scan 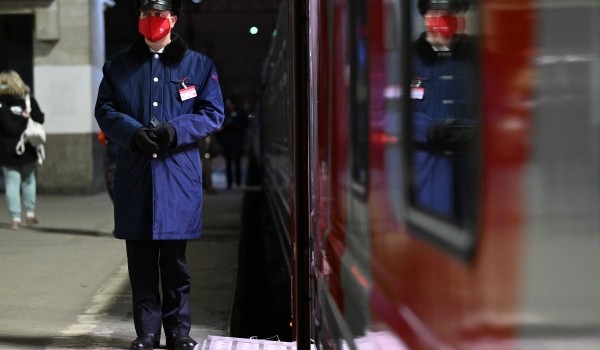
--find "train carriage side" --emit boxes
[305,0,600,349]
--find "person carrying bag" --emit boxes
[0,70,46,229]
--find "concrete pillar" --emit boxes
[31,0,105,194]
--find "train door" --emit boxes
[341,0,371,338]
[310,0,353,348]
[309,0,331,345]
[312,0,403,348]
[310,0,378,348]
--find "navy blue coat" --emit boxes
[95,34,224,240]
[411,33,476,220]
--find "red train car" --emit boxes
[258,0,600,349]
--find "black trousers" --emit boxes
[125,240,191,337]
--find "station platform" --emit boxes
[0,156,292,349]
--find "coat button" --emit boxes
[153,102,158,107]
[153,77,159,82]
[154,54,159,59]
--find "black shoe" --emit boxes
[166,334,197,350]
[130,334,159,350]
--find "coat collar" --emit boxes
[414,32,473,64]
[129,33,188,64]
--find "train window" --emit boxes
[404,0,480,258]
[350,0,369,192]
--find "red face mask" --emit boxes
[426,15,463,39]
[138,16,171,42]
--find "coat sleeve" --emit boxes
[95,62,144,150]
[169,58,225,146]
[29,96,45,124]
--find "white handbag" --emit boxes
[15,94,46,164]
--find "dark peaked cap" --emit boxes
[138,0,182,15]
[418,0,470,15]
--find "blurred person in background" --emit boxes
[216,97,248,189]
[0,70,45,230]
[198,135,218,194]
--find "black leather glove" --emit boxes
[428,120,475,143]
[133,127,159,155]
[153,122,177,147]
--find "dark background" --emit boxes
[105,0,281,107]
[0,15,34,92]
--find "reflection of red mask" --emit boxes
[426,15,463,39]
[138,16,171,41]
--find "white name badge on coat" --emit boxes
[179,86,197,101]
[411,87,424,99]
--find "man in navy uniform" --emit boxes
[411,0,476,222]
[95,0,224,349]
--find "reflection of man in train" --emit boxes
[411,0,476,221]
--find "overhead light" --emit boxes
[249,26,258,35]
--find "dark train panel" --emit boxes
[255,0,600,349]
[259,0,294,272]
